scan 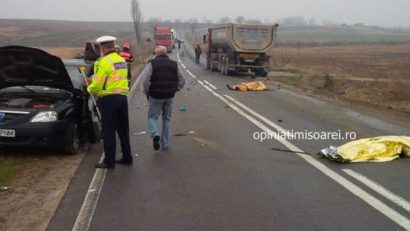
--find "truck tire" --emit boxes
[62,122,80,155]
[225,58,234,76]
[255,69,268,77]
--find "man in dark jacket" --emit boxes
[194,44,201,64]
[142,46,185,150]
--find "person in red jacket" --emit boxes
[119,43,134,81]
[119,43,134,63]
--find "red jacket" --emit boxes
[120,50,134,63]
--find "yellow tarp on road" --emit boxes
[329,136,410,163]
[228,81,267,92]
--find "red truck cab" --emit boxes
[154,26,174,53]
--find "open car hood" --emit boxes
[0,46,74,91]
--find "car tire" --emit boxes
[62,122,80,155]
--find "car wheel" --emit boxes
[62,122,80,155]
[88,121,101,144]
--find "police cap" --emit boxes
[96,35,117,44]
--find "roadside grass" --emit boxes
[0,156,25,185]
[269,44,410,113]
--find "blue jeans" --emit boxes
[148,97,173,148]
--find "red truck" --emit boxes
[154,26,174,53]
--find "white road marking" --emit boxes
[72,155,106,231]
[343,169,410,213]
[203,80,218,90]
[197,80,204,85]
[179,60,410,230]
[224,95,295,139]
[186,69,196,78]
[73,65,144,231]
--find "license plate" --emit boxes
[0,129,15,137]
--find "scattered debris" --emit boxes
[318,136,410,163]
[227,81,268,92]
[174,133,187,137]
[133,131,147,135]
[225,106,231,109]
[135,154,139,157]
[200,144,208,147]
[180,105,188,112]
[278,119,283,123]
[0,186,9,192]
[188,131,195,134]
[271,147,312,155]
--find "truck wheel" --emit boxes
[62,122,80,155]
[255,69,268,77]
[225,58,233,76]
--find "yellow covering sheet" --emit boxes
[229,81,267,92]
[336,136,410,162]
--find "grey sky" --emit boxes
[1,0,409,27]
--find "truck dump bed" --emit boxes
[210,23,278,53]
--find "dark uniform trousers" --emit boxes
[97,94,132,166]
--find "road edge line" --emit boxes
[343,169,410,213]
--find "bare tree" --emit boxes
[235,16,246,24]
[218,17,231,24]
[131,0,143,45]
[186,18,198,34]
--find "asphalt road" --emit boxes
[49,45,410,231]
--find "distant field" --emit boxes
[269,44,410,112]
[0,19,135,47]
[270,44,410,80]
[276,26,410,44]
[40,47,83,59]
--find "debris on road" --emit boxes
[227,81,268,92]
[0,186,9,192]
[180,105,188,112]
[278,119,283,123]
[318,136,410,163]
[174,133,187,137]
[188,131,195,134]
[200,144,208,147]
[135,154,139,157]
[271,147,312,155]
[225,106,231,109]
[133,131,147,135]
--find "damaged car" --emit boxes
[0,46,100,154]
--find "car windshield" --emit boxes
[64,64,84,90]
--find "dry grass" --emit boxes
[40,47,83,59]
[269,44,410,112]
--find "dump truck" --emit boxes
[205,23,278,77]
[154,26,174,53]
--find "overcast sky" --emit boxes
[1,0,409,27]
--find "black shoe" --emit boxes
[153,135,160,150]
[116,158,133,165]
[95,163,115,169]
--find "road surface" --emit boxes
[48,45,410,231]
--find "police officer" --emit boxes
[86,35,133,169]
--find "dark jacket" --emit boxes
[148,54,179,99]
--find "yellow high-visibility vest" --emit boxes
[87,52,129,96]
